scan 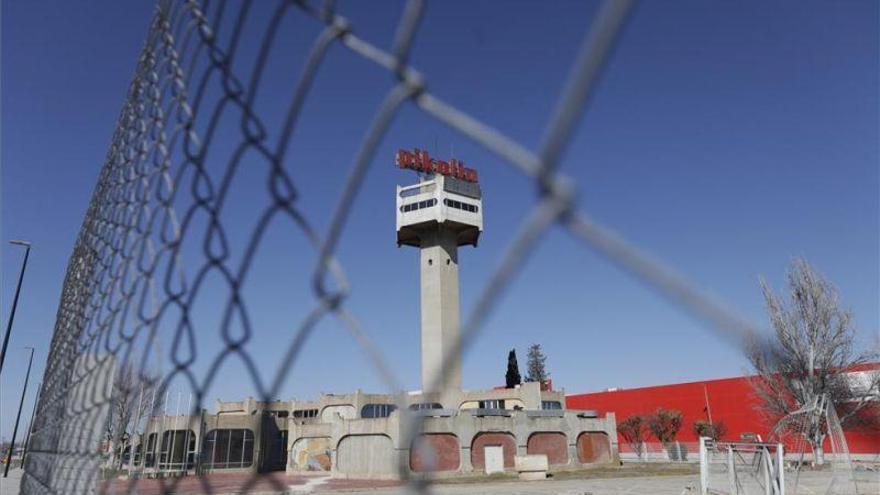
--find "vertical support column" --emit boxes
[776,444,785,495]
[419,228,461,393]
[699,437,708,495]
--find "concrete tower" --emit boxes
[397,167,482,394]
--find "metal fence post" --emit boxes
[699,437,708,495]
[776,443,784,495]
[727,445,737,495]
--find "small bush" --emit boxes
[646,408,683,444]
[618,414,647,458]
[693,419,727,440]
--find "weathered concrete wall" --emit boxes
[470,432,516,471]
[290,437,331,471]
[336,434,396,477]
[576,431,611,463]
[410,434,460,472]
[288,382,562,417]
[419,228,462,393]
[139,397,618,480]
[526,432,569,465]
[312,408,617,479]
[141,406,289,475]
[321,404,356,422]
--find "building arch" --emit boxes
[290,436,331,471]
[336,434,395,476]
[409,433,460,472]
[526,431,568,465]
[576,431,611,464]
[470,432,516,471]
[320,404,356,422]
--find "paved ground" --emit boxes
[102,471,701,494]
[11,465,877,494]
[367,475,701,495]
[101,469,877,495]
[4,469,701,495]
[0,468,23,495]
[103,472,403,494]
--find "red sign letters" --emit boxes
[395,148,478,183]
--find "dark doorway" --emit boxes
[259,412,288,472]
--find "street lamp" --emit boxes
[1,240,32,374]
[4,346,34,477]
[21,381,42,466]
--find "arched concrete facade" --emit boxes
[577,431,611,463]
[321,405,356,422]
[289,407,618,479]
[138,398,291,476]
[290,437,331,471]
[526,432,569,465]
[470,432,516,471]
[409,434,460,472]
[336,434,395,476]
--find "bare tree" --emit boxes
[748,258,880,465]
[106,364,162,469]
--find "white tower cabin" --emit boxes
[397,172,483,394]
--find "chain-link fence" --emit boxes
[620,441,702,463]
[21,0,769,493]
[699,439,785,495]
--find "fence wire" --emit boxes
[22,0,765,493]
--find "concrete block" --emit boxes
[514,454,549,472]
[518,471,547,481]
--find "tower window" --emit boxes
[400,198,437,213]
[443,198,478,213]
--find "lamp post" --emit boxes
[21,381,42,466]
[1,240,32,374]
[4,346,34,477]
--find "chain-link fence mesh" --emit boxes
[22,0,768,493]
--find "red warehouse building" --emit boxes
[566,364,880,459]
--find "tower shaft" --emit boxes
[419,228,461,393]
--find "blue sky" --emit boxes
[2,1,877,439]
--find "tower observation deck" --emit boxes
[396,150,483,394]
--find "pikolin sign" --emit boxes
[395,148,478,183]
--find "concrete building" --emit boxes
[130,154,618,479]
[133,383,616,479]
